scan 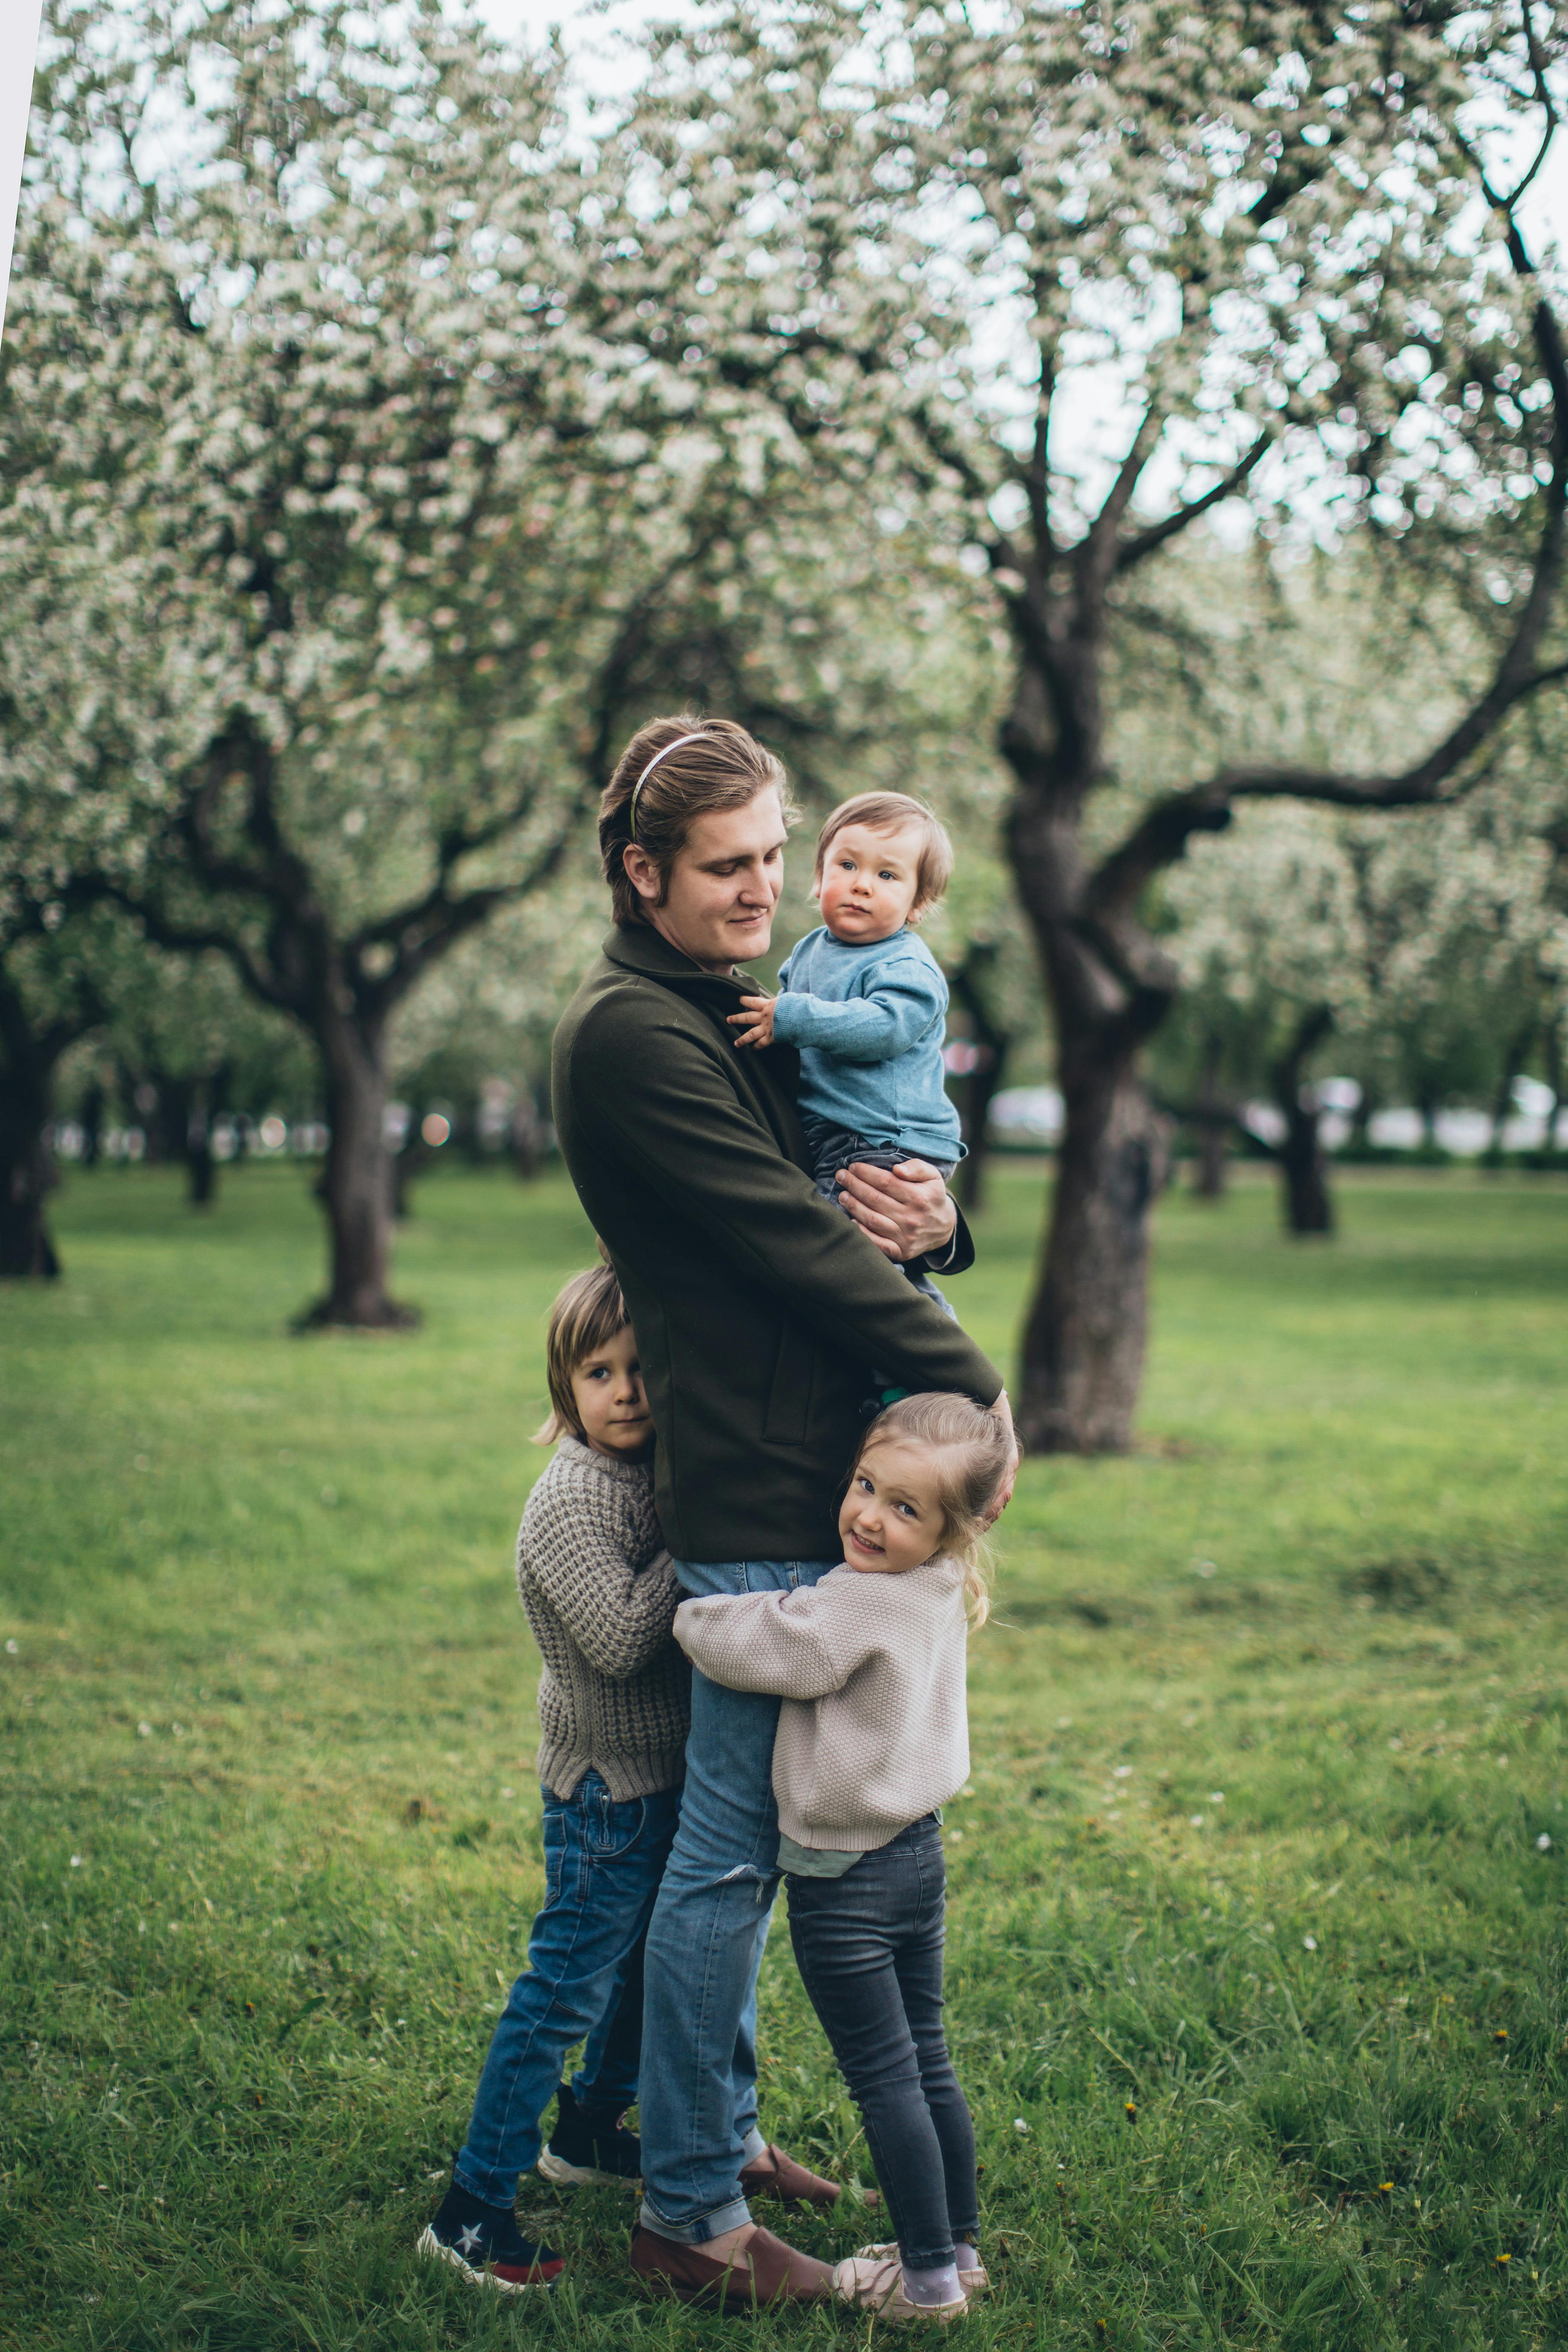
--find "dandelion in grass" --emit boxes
[1494,2028,1509,2043]
[1124,2100,1138,2124]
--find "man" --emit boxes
[553,715,1014,2310]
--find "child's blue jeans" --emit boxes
[454,1770,681,2207]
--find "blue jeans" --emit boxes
[787,1814,976,2268]
[637,1557,839,2243]
[454,1771,680,2207]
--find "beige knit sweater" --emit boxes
[673,1556,968,1852]
[517,1437,690,1801]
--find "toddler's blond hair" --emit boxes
[815,791,954,917]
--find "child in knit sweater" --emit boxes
[727,792,964,1313]
[674,1392,1011,2327]
[419,1265,689,2295]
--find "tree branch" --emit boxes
[96,885,301,1018]
[1114,433,1273,575]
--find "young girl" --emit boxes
[673,1392,1009,2326]
[418,1265,690,2294]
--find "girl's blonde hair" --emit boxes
[851,1392,1011,1624]
[534,1264,632,1444]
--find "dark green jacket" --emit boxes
[552,926,1003,1564]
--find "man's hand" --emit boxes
[835,1157,957,1264]
[985,1389,1020,1524]
[727,994,776,1050]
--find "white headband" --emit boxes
[629,732,706,840]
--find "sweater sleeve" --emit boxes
[570,996,1001,1405]
[674,1580,875,1699]
[772,955,945,1065]
[524,1472,681,1679]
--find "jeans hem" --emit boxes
[638,2193,753,2245]
[452,2159,516,2209]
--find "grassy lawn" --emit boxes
[2,1158,1565,2352]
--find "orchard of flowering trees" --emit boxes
[4,0,1568,1445]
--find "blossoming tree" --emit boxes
[5,0,791,1322]
[619,0,1568,1447]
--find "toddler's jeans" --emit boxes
[785,1812,977,2270]
[801,1118,959,1318]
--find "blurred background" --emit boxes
[4,7,1568,2346]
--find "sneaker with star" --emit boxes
[416,2179,564,2293]
[536,2080,642,2186]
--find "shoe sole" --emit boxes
[537,2148,640,2188]
[415,2224,558,2293]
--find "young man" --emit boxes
[552,714,1014,2311]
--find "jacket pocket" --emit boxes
[762,1312,815,1447]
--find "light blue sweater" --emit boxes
[773,925,964,1162]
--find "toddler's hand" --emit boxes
[728,994,776,1050]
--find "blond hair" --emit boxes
[815,791,954,918]
[850,1392,1011,1624]
[534,1264,632,1444]
[600,714,797,928]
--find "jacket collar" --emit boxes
[602,923,760,1010]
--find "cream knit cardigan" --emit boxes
[673,1555,969,1852]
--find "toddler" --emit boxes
[728,791,964,1309]
[418,1265,690,2294]
[674,1392,1009,2326]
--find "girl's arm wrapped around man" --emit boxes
[674,1578,870,1700]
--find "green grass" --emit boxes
[3,1158,1566,2352]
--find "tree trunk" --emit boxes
[391,1123,436,1221]
[1542,1012,1563,1151]
[1016,1033,1168,1454]
[0,1060,61,1278]
[1483,1018,1535,1170]
[511,1088,544,1180]
[1271,1007,1334,1237]
[1279,1109,1333,1234]
[947,945,1013,1218]
[1191,1034,1228,1200]
[954,1046,1007,1215]
[296,1010,416,1329]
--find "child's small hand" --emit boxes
[728,994,776,1050]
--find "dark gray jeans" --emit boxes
[785,1813,977,2268]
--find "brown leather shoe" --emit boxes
[740,2141,874,2209]
[630,2223,834,2311]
